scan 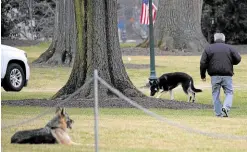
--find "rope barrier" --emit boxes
[2,74,247,141]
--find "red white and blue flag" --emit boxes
[140,0,157,25]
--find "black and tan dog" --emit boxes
[150,72,202,102]
[11,107,80,145]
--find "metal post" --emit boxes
[148,0,157,85]
[94,70,99,152]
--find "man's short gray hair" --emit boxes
[214,33,225,42]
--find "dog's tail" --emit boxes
[190,79,202,92]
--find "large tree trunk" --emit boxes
[139,0,208,52]
[54,0,143,99]
[33,0,76,66]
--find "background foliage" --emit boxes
[1,0,247,44]
[202,0,247,44]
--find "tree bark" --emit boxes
[33,0,76,66]
[139,0,208,52]
[54,0,144,99]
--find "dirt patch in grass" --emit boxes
[121,47,199,56]
[1,97,213,109]
[125,63,166,69]
[121,46,247,56]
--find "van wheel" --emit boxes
[2,63,25,91]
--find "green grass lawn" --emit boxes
[2,107,247,152]
[1,44,247,151]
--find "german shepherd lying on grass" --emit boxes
[150,72,202,102]
[11,107,80,145]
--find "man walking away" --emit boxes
[200,33,241,117]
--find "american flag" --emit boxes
[140,0,157,25]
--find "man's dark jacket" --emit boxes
[200,40,241,79]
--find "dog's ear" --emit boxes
[149,79,159,85]
[61,108,66,116]
[55,107,62,114]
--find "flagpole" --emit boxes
[148,0,157,87]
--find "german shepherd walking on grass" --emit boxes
[11,107,80,145]
[150,72,202,102]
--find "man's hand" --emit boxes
[202,78,206,82]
